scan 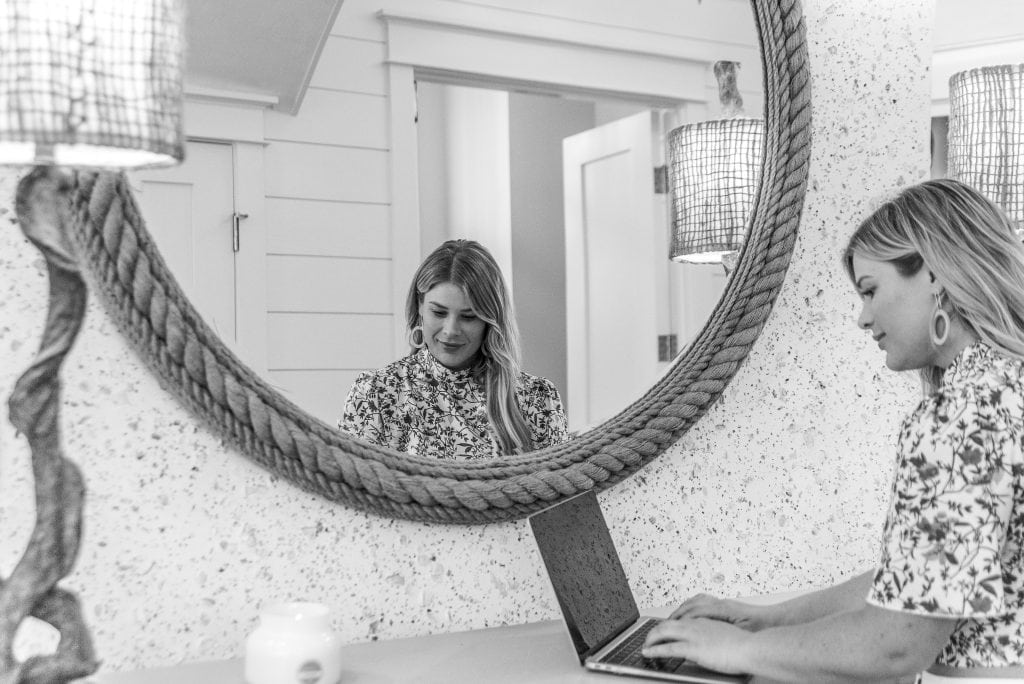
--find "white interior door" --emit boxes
[563,111,661,433]
[129,142,238,345]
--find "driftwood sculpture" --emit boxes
[0,168,98,683]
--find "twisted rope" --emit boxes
[65,0,811,524]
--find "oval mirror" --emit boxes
[68,0,810,523]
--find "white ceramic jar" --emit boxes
[244,601,343,684]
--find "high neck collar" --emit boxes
[418,347,480,381]
[939,340,995,391]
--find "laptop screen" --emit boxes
[529,490,641,662]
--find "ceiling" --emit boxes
[179,0,1023,115]
[934,0,1024,48]
[184,0,344,113]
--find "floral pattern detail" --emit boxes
[868,342,1024,668]
[337,349,569,460]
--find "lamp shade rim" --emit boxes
[668,117,764,139]
[949,62,1024,88]
[0,141,184,170]
[671,249,741,264]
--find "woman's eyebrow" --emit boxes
[425,300,473,313]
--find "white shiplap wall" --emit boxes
[262,14,392,424]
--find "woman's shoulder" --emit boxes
[911,343,1024,433]
[939,343,1024,401]
[516,371,562,400]
[979,345,1024,384]
[353,353,426,389]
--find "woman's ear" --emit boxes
[927,270,944,296]
[480,327,491,357]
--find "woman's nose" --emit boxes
[857,304,872,330]
[441,316,461,337]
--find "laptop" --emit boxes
[528,490,751,683]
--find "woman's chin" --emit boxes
[430,347,477,371]
[882,352,913,373]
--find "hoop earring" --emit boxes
[409,325,425,349]
[930,293,950,347]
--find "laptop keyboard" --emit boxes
[598,619,689,673]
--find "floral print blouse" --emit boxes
[337,349,569,460]
[868,342,1024,668]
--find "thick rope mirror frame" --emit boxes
[63,0,809,524]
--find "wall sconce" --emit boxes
[948,63,1023,231]
[0,1,183,681]
[668,61,764,270]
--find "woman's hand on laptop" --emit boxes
[669,593,774,631]
[641,616,750,675]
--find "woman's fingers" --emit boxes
[642,619,697,658]
[669,593,718,619]
[671,595,746,624]
[642,618,751,675]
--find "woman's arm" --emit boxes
[524,376,569,447]
[671,570,875,631]
[645,602,956,683]
[337,373,390,446]
[769,570,875,625]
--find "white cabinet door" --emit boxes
[129,141,238,346]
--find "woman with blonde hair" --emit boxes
[643,179,1024,682]
[339,239,567,459]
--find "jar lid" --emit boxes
[259,601,331,631]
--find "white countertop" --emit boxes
[88,595,811,684]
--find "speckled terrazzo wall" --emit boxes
[0,0,932,673]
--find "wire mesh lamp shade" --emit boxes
[668,117,764,263]
[948,64,1024,228]
[0,0,184,169]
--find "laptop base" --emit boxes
[586,659,751,684]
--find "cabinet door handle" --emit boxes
[232,212,250,252]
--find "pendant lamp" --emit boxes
[948,64,1023,231]
[668,61,764,265]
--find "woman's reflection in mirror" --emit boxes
[643,180,1024,682]
[337,239,568,459]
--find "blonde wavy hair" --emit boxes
[406,239,533,454]
[843,179,1024,389]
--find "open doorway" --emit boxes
[415,80,691,428]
